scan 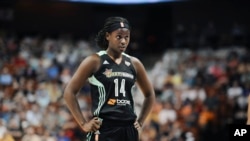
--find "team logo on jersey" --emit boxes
[125,61,130,66]
[103,69,113,77]
[103,69,134,79]
[107,98,131,106]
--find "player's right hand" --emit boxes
[81,117,102,133]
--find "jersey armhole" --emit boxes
[89,53,102,77]
[128,56,138,81]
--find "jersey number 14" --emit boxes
[114,78,126,97]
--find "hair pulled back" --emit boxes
[95,16,131,49]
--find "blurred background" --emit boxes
[1,0,250,141]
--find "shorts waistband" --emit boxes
[101,118,135,127]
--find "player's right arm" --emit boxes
[63,54,102,133]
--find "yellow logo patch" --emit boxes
[107,99,116,105]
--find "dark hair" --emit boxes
[95,16,131,49]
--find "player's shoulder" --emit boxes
[81,51,103,73]
[96,50,107,56]
[83,51,102,64]
[122,52,140,63]
[129,55,142,65]
[123,53,144,71]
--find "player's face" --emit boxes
[106,28,130,53]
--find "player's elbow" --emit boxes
[145,90,156,101]
[63,86,75,101]
[247,120,250,125]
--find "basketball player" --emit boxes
[63,16,155,141]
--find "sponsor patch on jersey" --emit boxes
[107,98,116,105]
[103,69,134,79]
[107,98,131,106]
[117,99,131,105]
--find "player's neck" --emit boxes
[106,50,122,59]
[106,50,122,64]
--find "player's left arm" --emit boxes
[247,95,250,125]
[131,56,155,127]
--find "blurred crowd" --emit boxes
[0,34,97,141]
[0,21,250,141]
[144,46,249,141]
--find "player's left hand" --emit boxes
[134,120,143,139]
[134,120,142,131]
